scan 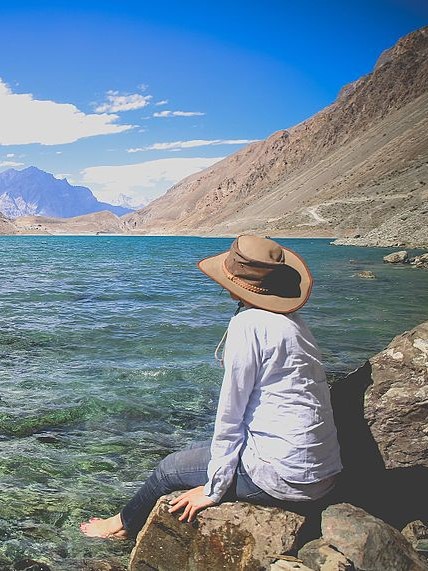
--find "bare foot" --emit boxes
[80,513,128,539]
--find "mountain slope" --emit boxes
[13,211,127,235]
[0,213,17,234]
[124,27,428,247]
[0,166,132,218]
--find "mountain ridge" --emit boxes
[123,26,428,247]
[0,166,132,219]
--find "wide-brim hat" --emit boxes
[197,235,313,314]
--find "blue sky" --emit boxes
[0,0,427,207]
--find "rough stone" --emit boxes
[330,321,428,530]
[298,539,354,570]
[129,493,306,571]
[270,560,314,571]
[402,520,428,549]
[322,503,428,571]
[355,271,376,279]
[364,321,428,469]
[383,250,409,263]
[410,253,428,269]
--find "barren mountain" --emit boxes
[124,27,428,247]
[0,166,131,219]
[13,211,127,235]
[0,213,17,234]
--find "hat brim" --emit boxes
[197,247,313,314]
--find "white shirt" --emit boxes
[203,308,342,503]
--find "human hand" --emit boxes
[167,486,217,523]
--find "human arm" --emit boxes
[203,313,260,503]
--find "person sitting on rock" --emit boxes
[80,235,343,540]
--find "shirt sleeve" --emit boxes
[203,313,260,502]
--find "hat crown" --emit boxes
[237,235,285,265]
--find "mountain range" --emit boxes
[124,26,428,247]
[0,27,427,245]
[0,167,132,218]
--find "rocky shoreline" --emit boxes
[7,323,428,571]
[128,321,428,570]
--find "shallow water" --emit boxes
[0,236,427,569]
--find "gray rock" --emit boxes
[402,520,428,549]
[410,253,428,269]
[298,538,354,570]
[322,503,428,571]
[383,250,409,263]
[129,493,306,571]
[330,321,428,529]
[364,321,428,469]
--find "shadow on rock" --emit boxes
[331,359,428,530]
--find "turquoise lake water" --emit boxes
[0,236,427,570]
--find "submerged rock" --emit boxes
[321,503,428,571]
[356,270,376,279]
[13,560,51,571]
[410,253,428,269]
[383,250,409,263]
[129,493,306,571]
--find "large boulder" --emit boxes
[321,503,428,571]
[383,250,409,263]
[330,321,428,528]
[364,321,428,469]
[129,493,306,571]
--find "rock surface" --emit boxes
[411,253,428,268]
[383,250,409,263]
[402,520,428,550]
[129,493,306,571]
[356,270,376,279]
[321,503,428,571]
[329,321,428,535]
[298,538,354,570]
[364,321,428,469]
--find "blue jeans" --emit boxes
[120,440,328,538]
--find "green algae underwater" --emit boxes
[0,236,427,570]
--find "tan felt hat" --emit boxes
[197,235,313,314]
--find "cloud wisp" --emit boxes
[95,90,152,113]
[127,138,259,152]
[81,156,223,207]
[0,79,133,146]
[152,110,205,118]
[0,160,24,168]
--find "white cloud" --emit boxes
[0,79,133,145]
[0,160,24,167]
[81,157,223,206]
[6,153,15,158]
[155,99,168,106]
[152,110,205,118]
[128,138,259,152]
[95,90,152,113]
